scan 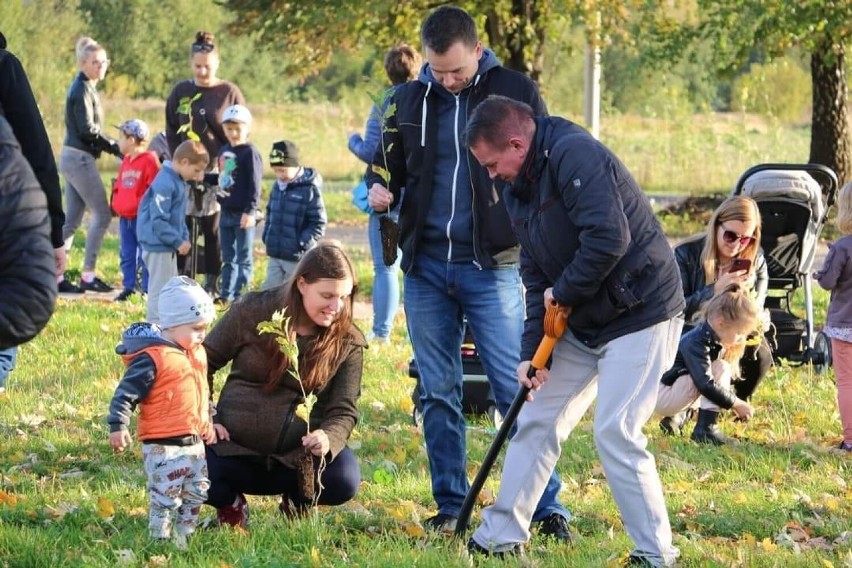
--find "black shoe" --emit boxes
[213,297,230,308]
[114,289,136,302]
[423,513,458,534]
[659,408,695,436]
[838,440,852,452]
[80,276,114,293]
[467,537,522,558]
[58,279,84,294]
[536,513,574,543]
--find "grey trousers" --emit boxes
[472,317,683,567]
[143,251,178,325]
[59,146,112,272]
[262,257,298,290]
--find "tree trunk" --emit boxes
[485,0,545,83]
[810,39,850,185]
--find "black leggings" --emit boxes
[205,446,361,509]
[735,338,773,400]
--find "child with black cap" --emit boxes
[107,276,217,548]
[261,139,327,289]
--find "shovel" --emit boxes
[455,300,570,536]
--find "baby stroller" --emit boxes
[733,163,838,374]
[408,321,503,428]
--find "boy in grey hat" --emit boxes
[107,276,216,548]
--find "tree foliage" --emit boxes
[221,0,580,83]
[639,0,851,183]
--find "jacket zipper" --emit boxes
[445,93,462,262]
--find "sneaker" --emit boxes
[467,537,522,558]
[839,440,852,452]
[216,493,249,528]
[58,279,84,294]
[213,297,230,308]
[114,289,136,302]
[80,276,114,293]
[172,533,188,550]
[537,513,574,543]
[423,513,459,534]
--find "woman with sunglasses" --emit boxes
[165,31,246,296]
[664,195,771,443]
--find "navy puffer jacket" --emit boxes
[262,168,327,261]
[0,116,57,348]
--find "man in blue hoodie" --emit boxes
[366,5,570,539]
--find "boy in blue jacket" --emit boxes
[215,104,262,305]
[137,140,208,324]
[261,140,326,289]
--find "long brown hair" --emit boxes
[265,243,359,391]
[700,195,762,284]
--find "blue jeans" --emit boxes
[404,254,569,521]
[219,210,255,301]
[0,347,18,389]
[119,217,148,292]
[368,213,401,338]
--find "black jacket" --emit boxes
[62,72,119,158]
[675,236,768,323]
[505,117,685,355]
[0,48,65,248]
[365,59,546,271]
[0,116,57,348]
[660,320,737,409]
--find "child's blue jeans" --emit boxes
[119,217,148,292]
[0,347,18,389]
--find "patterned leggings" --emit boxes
[142,442,209,539]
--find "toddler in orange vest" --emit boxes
[107,276,216,547]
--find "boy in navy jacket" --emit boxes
[261,140,326,289]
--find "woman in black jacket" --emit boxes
[664,195,773,434]
[58,36,121,294]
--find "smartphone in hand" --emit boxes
[729,258,752,273]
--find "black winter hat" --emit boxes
[269,140,300,167]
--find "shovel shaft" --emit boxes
[454,332,561,536]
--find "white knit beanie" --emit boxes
[158,276,214,329]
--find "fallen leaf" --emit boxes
[403,522,427,537]
[0,491,18,506]
[114,549,136,565]
[97,497,115,519]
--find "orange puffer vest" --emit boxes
[123,344,210,440]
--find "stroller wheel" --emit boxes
[486,405,504,430]
[812,331,832,375]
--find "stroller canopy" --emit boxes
[740,169,825,278]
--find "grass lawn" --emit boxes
[1,189,850,567]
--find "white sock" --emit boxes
[82,271,95,283]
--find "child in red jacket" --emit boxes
[112,119,159,301]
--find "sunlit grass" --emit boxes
[1,224,849,566]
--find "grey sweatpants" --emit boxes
[59,146,112,271]
[143,250,178,324]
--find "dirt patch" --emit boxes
[657,194,726,226]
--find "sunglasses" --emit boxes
[720,226,755,246]
[192,43,215,53]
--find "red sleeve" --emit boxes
[138,151,160,200]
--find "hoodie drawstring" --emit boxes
[420,82,433,147]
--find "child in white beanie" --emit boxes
[107,276,216,548]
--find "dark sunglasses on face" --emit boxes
[192,43,215,53]
[721,226,755,246]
